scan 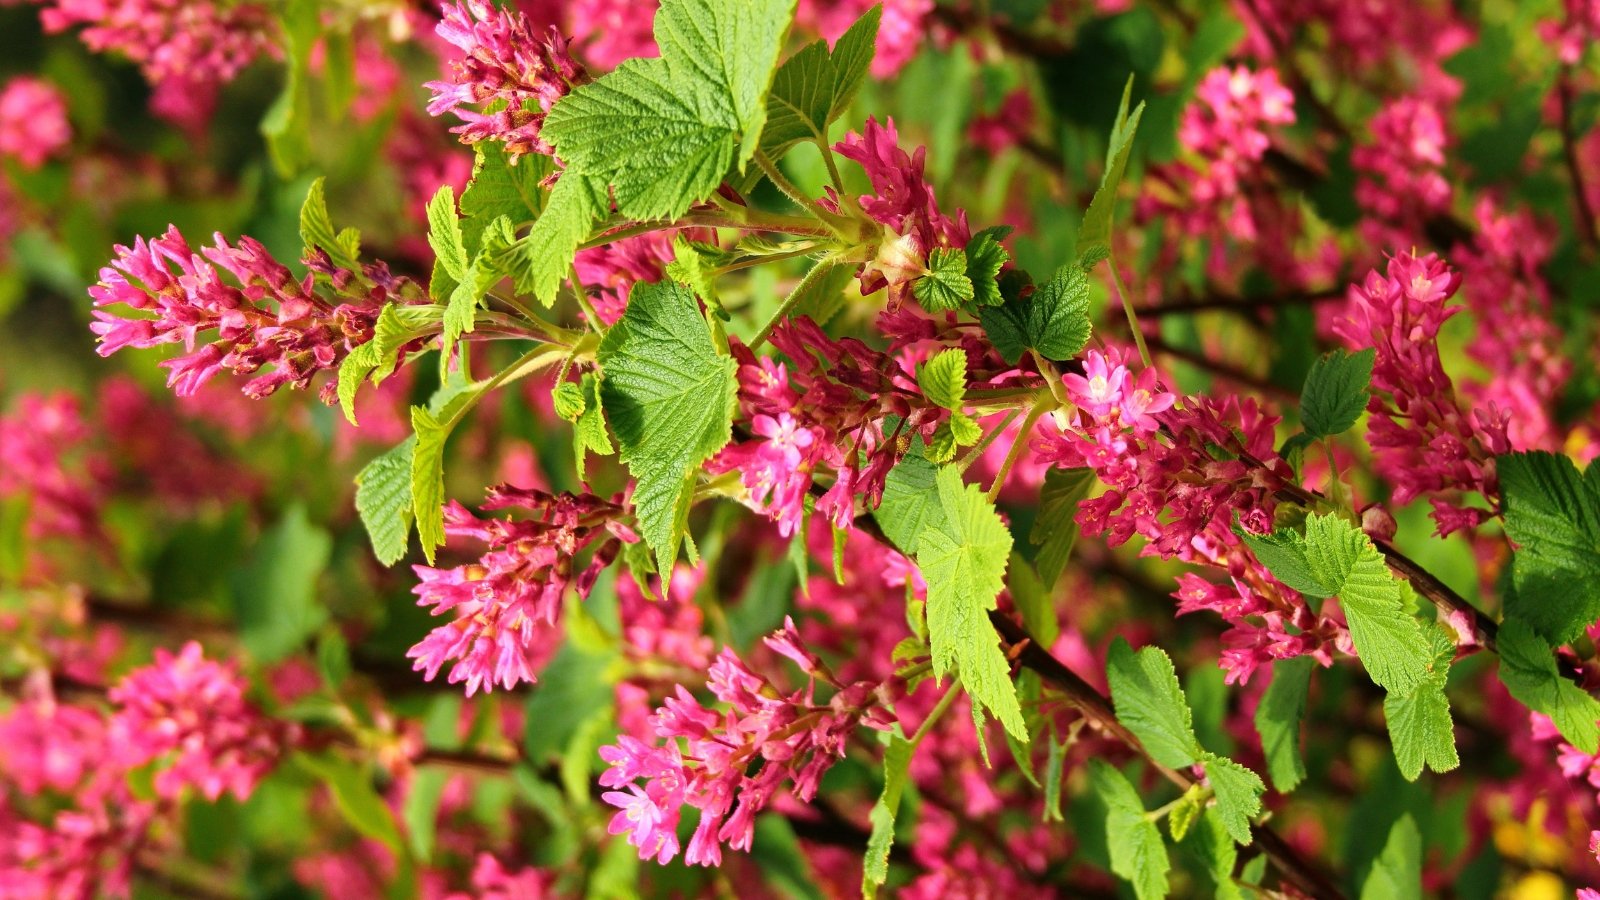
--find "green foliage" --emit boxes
[1498,451,1600,644]
[1200,753,1264,846]
[293,754,406,857]
[1300,348,1374,438]
[354,437,416,566]
[1496,618,1600,753]
[1076,76,1146,257]
[862,734,912,898]
[912,247,974,311]
[916,348,968,410]
[876,449,941,555]
[460,144,550,253]
[597,280,737,567]
[917,466,1028,740]
[426,185,469,299]
[299,177,362,274]
[541,0,797,221]
[572,372,615,479]
[978,263,1093,364]
[1106,638,1200,769]
[504,171,607,305]
[230,505,331,662]
[1030,467,1095,590]
[410,405,451,565]
[763,6,880,155]
[1254,656,1314,792]
[338,303,442,424]
[1182,808,1242,900]
[965,227,1013,308]
[1088,760,1170,900]
[1360,815,1422,900]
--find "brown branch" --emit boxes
[1558,68,1599,253]
[1142,334,1299,403]
[1141,285,1347,318]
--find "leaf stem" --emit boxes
[753,150,854,237]
[909,678,963,747]
[749,257,841,350]
[985,392,1054,501]
[1107,255,1152,370]
[957,408,1021,475]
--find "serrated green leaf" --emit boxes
[1498,451,1600,645]
[918,466,1027,741]
[912,247,974,312]
[862,734,912,898]
[1167,785,1204,842]
[300,177,361,273]
[411,406,451,564]
[542,0,797,220]
[875,448,939,555]
[355,437,415,566]
[965,227,1012,307]
[1254,656,1313,792]
[1181,808,1242,900]
[666,236,729,313]
[461,144,550,253]
[978,263,1092,365]
[1078,76,1146,255]
[504,171,606,305]
[1107,638,1200,769]
[553,381,586,421]
[1384,626,1459,780]
[1032,467,1095,590]
[1301,348,1374,438]
[337,303,442,425]
[598,281,737,566]
[764,6,880,155]
[1496,618,1600,753]
[427,186,469,285]
[1201,753,1263,845]
[1360,815,1422,900]
[1008,551,1058,647]
[573,373,614,481]
[1089,759,1170,900]
[917,348,968,411]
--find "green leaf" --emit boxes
[541,0,797,220]
[403,767,449,862]
[1241,513,1434,696]
[597,281,737,566]
[504,171,606,306]
[763,6,879,155]
[1089,759,1170,900]
[355,437,416,566]
[876,449,940,555]
[1077,76,1146,255]
[294,753,405,857]
[917,466,1028,741]
[911,247,974,312]
[1106,638,1200,769]
[917,348,968,411]
[666,236,730,313]
[788,258,856,325]
[965,227,1012,308]
[1254,656,1313,792]
[1360,815,1422,900]
[573,372,615,480]
[1496,618,1600,753]
[410,405,453,565]
[337,303,442,425]
[300,177,362,274]
[977,263,1092,365]
[427,186,469,286]
[1031,467,1095,590]
[460,144,550,253]
[230,505,331,662]
[1167,785,1204,842]
[261,0,316,175]
[1300,348,1374,438]
[862,734,912,898]
[1008,551,1058,648]
[1498,451,1600,645]
[1383,626,1460,781]
[1200,753,1264,845]
[1182,808,1242,900]
[1043,729,1067,822]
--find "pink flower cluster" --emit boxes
[36,0,272,126]
[799,0,933,76]
[426,0,586,160]
[108,641,286,801]
[409,486,637,695]
[1040,348,1345,683]
[89,225,423,401]
[1331,252,1509,535]
[0,392,105,547]
[830,117,971,306]
[1143,66,1295,247]
[574,231,677,326]
[1538,0,1600,64]
[1352,97,1453,231]
[0,76,71,169]
[599,619,893,866]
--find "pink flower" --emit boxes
[408,487,633,695]
[1353,97,1454,228]
[108,641,287,801]
[573,231,677,326]
[446,853,553,899]
[0,392,105,546]
[425,0,586,159]
[798,0,933,77]
[0,77,71,169]
[566,0,659,69]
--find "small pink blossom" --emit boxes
[0,77,71,169]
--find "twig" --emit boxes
[1558,68,1599,253]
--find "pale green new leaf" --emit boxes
[1200,753,1264,845]
[965,226,1011,308]
[1301,347,1374,439]
[230,506,331,662]
[763,6,880,154]
[294,754,405,856]
[1106,638,1201,769]
[337,303,442,424]
[355,437,415,566]
[427,186,468,286]
[1360,815,1422,900]
[876,448,939,555]
[1254,656,1314,792]
[1078,77,1146,255]
[597,281,737,566]
[1383,626,1459,780]
[573,372,614,480]
[411,405,451,565]
[1497,618,1600,753]
[917,348,967,411]
[1498,451,1600,644]
[1089,759,1170,900]
[300,177,361,273]
[862,734,912,898]
[504,171,606,305]
[917,466,1027,741]
[912,247,974,312]
[1182,808,1242,900]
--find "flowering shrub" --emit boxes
[5,0,1600,896]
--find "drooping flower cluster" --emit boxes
[830,117,971,306]
[1039,347,1346,683]
[1352,96,1454,237]
[1331,252,1509,535]
[599,619,893,866]
[36,0,272,126]
[409,486,638,695]
[89,225,425,400]
[425,0,586,160]
[0,392,105,547]
[0,76,71,169]
[108,641,287,801]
